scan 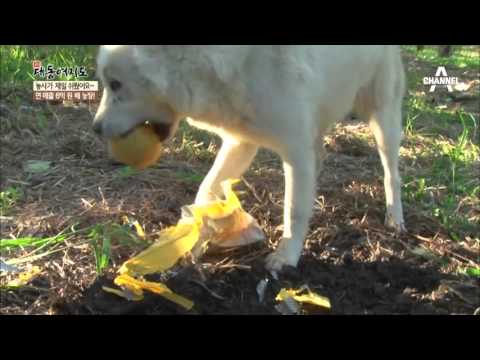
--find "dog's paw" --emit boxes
[265,238,302,273]
[265,252,294,273]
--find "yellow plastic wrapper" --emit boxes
[181,180,264,248]
[106,179,265,310]
[114,274,194,310]
[4,266,42,287]
[276,288,331,314]
[102,285,143,301]
[122,215,146,239]
[119,222,200,276]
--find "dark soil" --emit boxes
[58,247,477,315]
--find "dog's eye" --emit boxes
[110,80,122,92]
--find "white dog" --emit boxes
[93,45,406,272]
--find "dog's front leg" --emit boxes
[191,138,258,259]
[195,138,258,205]
[266,144,316,272]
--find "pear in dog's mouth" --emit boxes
[109,122,163,170]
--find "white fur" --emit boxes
[95,45,407,272]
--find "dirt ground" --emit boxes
[1,51,479,315]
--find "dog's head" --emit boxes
[92,45,180,142]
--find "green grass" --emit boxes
[402,45,480,69]
[116,166,139,178]
[1,221,146,275]
[0,225,81,250]
[175,119,220,162]
[401,45,479,239]
[87,222,146,275]
[465,267,480,277]
[402,102,479,238]
[174,169,204,184]
[404,93,478,138]
[89,224,112,275]
[0,187,23,217]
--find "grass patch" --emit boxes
[402,49,479,239]
[174,119,220,162]
[0,187,23,217]
[0,224,92,251]
[402,45,480,69]
[402,105,479,238]
[0,234,68,250]
[403,92,478,138]
[116,166,139,178]
[87,222,146,275]
[465,267,480,277]
[174,169,204,184]
[89,225,112,275]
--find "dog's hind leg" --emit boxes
[195,138,258,205]
[369,108,405,232]
[368,50,406,233]
[266,138,317,272]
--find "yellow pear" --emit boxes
[109,124,162,170]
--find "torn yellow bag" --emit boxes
[106,179,265,310]
[276,287,331,314]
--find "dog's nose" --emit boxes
[92,122,103,136]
